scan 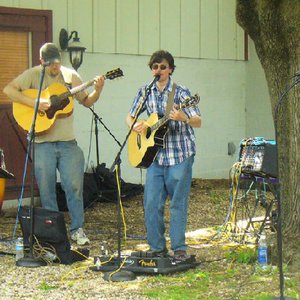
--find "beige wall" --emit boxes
[0,0,274,182]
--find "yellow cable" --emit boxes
[60,265,91,283]
[115,164,127,242]
[60,255,116,283]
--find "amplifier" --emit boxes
[238,137,278,178]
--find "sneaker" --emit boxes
[173,250,191,262]
[71,228,90,245]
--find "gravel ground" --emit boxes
[1,179,284,300]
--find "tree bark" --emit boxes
[236,0,300,266]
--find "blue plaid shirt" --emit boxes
[129,78,200,166]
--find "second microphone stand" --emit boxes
[101,76,159,281]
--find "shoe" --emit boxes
[149,248,169,257]
[173,250,191,262]
[71,228,90,245]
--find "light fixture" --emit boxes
[59,28,86,71]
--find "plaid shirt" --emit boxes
[129,78,200,166]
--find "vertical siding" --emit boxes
[0,1,14,6]
[116,0,139,54]
[67,0,93,52]
[1,0,245,59]
[236,24,245,60]
[93,0,116,53]
[13,0,43,9]
[0,0,43,9]
[160,0,181,57]
[200,0,219,59]
[181,0,201,58]
[218,0,237,60]
[139,0,160,55]
[43,0,68,46]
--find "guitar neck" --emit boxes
[151,115,169,131]
[55,68,123,101]
[59,80,94,101]
[70,80,94,95]
[149,95,199,131]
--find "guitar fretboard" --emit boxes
[149,94,199,132]
[151,116,168,131]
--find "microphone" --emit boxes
[147,75,160,90]
[153,74,160,83]
[42,61,51,67]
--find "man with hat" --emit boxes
[3,42,105,245]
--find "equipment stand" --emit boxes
[88,107,122,159]
[16,65,47,268]
[88,107,122,204]
[93,110,100,166]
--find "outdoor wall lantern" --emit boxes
[59,28,86,71]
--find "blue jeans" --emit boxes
[144,155,194,252]
[34,140,85,232]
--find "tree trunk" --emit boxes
[236,0,300,266]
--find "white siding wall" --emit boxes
[6,0,244,60]
[245,40,275,139]
[0,0,274,183]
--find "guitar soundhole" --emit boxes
[137,134,141,149]
[47,96,70,119]
[145,127,152,139]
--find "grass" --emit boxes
[225,246,257,264]
[39,281,57,292]
[143,271,211,300]
[142,268,299,300]
[140,247,300,300]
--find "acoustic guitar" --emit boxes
[128,94,200,168]
[12,68,123,135]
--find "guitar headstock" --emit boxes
[105,68,124,80]
[180,94,200,109]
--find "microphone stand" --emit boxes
[93,110,100,166]
[88,107,122,203]
[270,74,299,300]
[88,107,122,163]
[102,76,159,281]
[16,65,47,267]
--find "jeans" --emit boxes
[34,140,85,232]
[144,155,194,252]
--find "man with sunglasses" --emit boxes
[126,50,201,262]
[4,43,105,246]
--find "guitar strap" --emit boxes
[132,82,176,122]
[60,67,72,89]
[165,83,177,116]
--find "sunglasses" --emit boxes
[152,63,168,71]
